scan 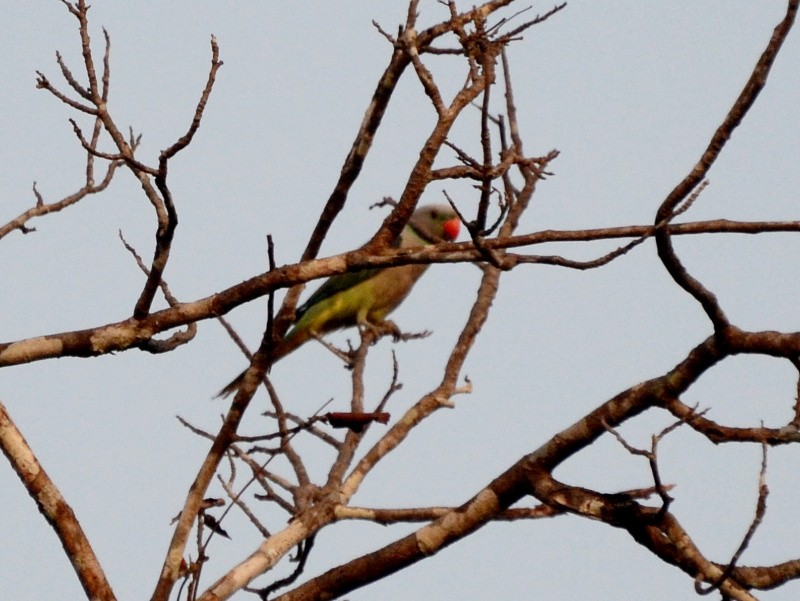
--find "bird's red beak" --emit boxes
[442,217,461,241]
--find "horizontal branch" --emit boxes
[335,480,668,524]
[663,396,800,445]
[335,504,558,522]
[2,219,800,368]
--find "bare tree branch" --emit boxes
[0,401,116,601]
[654,0,799,332]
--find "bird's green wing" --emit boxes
[295,267,383,321]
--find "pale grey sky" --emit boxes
[2,2,800,600]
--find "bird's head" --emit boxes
[408,204,461,243]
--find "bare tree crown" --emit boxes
[2,2,800,601]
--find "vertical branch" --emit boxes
[260,238,313,496]
[367,16,501,251]
[476,16,495,232]
[299,48,410,263]
[498,48,538,235]
[133,35,223,318]
[153,313,268,599]
[323,332,375,490]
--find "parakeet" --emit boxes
[217,204,461,397]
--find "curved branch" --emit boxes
[654,0,798,331]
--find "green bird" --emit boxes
[217,204,461,397]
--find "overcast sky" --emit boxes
[3,2,800,600]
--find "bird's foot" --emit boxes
[394,327,432,343]
[377,319,402,341]
[363,320,431,343]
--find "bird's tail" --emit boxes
[215,327,312,398]
[216,369,247,399]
